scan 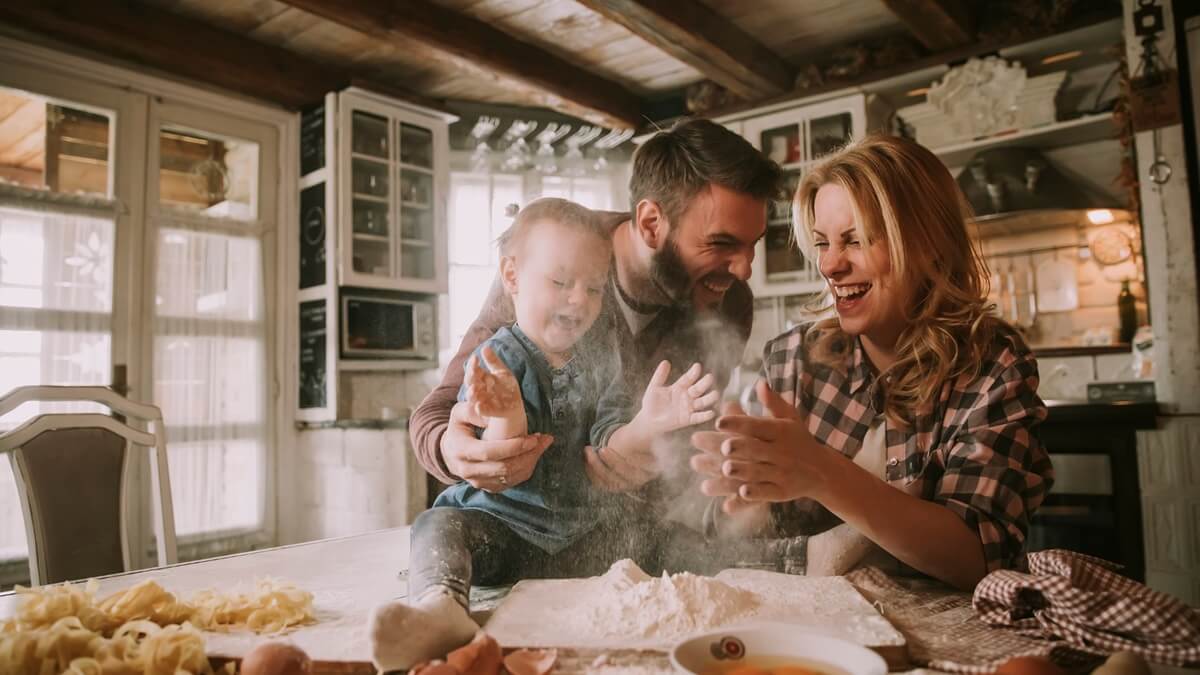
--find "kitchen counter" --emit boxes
[295,417,408,431]
[1042,400,1158,426]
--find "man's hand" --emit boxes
[584,442,659,492]
[635,361,719,433]
[462,346,522,423]
[440,401,551,493]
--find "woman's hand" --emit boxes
[697,380,835,503]
[689,401,770,532]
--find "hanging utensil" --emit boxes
[1035,251,1079,313]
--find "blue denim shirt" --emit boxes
[435,324,611,554]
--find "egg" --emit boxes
[994,655,1066,675]
[239,641,312,675]
[1092,651,1152,675]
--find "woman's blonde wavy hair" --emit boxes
[792,134,997,427]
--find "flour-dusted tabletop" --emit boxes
[0,528,412,674]
[3,530,1195,674]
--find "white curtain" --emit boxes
[151,216,266,538]
[0,191,116,559]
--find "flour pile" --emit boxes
[571,559,761,641]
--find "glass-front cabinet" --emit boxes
[729,93,878,298]
[338,90,448,293]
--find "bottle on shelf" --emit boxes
[1118,278,1137,344]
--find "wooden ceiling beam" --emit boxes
[276,0,644,129]
[0,0,350,109]
[573,0,793,100]
[880,0,976,51]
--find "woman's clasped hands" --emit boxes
[691,380,837,517]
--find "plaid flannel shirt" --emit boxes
[762,321,1054,571]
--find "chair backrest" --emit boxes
[0,385,177,585]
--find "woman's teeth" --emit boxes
[834,283,871,299]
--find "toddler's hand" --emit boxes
[464,346,522,422]
[638,361,719,433]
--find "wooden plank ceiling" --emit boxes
[0,0,1120,129]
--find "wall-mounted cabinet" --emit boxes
[296,87,455,422]
[718,93,891,298]
[337,91,448,293]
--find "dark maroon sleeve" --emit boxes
[409,275,513,483]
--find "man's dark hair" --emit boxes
[629,118,783,224]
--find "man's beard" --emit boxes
[648,234,692,308]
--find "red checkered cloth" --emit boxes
[973,549,1200,667]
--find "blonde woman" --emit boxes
[691,135,1054,590]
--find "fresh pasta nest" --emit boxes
[0,578,315,675]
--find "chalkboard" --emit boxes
[300,183,326,289]
[300,103,326,177]
[299,300,327,409]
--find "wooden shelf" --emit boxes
[932,113,1116,167]
[352,193,388,204]
[401,200,431,210]
[400,238,431,247]
[338,358,437,371]
[399,162,433,173]
[351,152,388,163]
[353,232,389,243]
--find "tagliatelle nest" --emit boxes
[0,578,315,675]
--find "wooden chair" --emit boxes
[0,385,177,585]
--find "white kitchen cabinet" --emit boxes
[721,93,889,298]
[335,88,451,293]
[297,88,455,421]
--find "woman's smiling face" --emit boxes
[811,183,908,351]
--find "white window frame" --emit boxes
[0,34,297,571]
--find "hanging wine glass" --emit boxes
[560,126,601,177]
[534,123,572,174]
[501,120,537,172]
[468,115,499,173]
[591,128,634,173]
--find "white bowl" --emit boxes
[670,624,887,675]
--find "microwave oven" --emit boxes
[340,291,436,360]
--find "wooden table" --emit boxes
[2,528,1195,675]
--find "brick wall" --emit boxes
[283,426,427,544]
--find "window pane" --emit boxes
[448,266,496,348]
[153,335,264,427]
[0,206,114,312]
[0,88,111,198]
[154,229,261,321]
[490,175,522,245]
[569,178,613,210]
[158,127,258,221]
[167,439,263,536]
[449,174,492,267]
[540,176,570,200]
[153,225,266,537]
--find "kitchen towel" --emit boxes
[973,549,1200,667]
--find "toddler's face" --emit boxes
[504,220,610,358]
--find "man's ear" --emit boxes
[500,256,519,295]
[633,199,668,250]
